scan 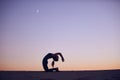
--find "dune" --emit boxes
[0,70,120,80]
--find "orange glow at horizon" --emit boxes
[0,59,120,71]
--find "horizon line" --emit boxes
[0,69,120,72]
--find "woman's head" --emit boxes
[53,54,59,61]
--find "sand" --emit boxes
[0,70,120,80]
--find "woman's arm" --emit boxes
[55,52,65,62]
[51,61,55,68]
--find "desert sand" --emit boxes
[0,70,120,80]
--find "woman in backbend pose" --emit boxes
[42,52,65,72]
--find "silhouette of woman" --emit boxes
[42,52,65,72]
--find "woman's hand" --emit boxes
[62,58,64,62]
[55,52,65,62]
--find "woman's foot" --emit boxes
[53,68,59,72]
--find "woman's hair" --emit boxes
[53,54,59,61]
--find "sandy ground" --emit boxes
[0,70,120,80]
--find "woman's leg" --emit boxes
[42,61,49,72]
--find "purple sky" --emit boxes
[0,0,120,71]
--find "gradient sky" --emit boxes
[0,0,120,71]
